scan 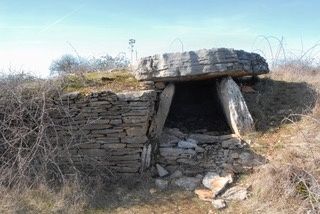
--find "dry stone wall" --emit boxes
[50,76,259,176]
[157,128,264,175]
[52,90,157,175]
[0,48,269,178]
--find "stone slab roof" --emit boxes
[134,48,269,81]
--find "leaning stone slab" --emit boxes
[217,77,254,135]
[134,48,269,81]
[149,83,175,138]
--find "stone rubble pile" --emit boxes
[153,127,263,209]
[194,172,250,209]
[154,167,250,210]
[157,128,263,175]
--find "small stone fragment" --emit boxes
[156,164,169,177]
[221,137,242,149]
[195,174,204,180]
[170,170,183,179]
[221,186,248,201]
[202,172,233,197]
[178,139,198,149]
[155,178,169,190]
[212,199,226,209]
[149,188,157,194]
[195,146,205,153]
[174,176,201,191]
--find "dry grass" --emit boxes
[232,118,320,213]
[0,181,88,213]
[227,65,320,214]
[60,69,145,94]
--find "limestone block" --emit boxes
[106,148,142,156]
[100,143,125,149]
[188,134,236,144]
[221,137,243,149]
[117,90,157,101]
[174,176,202,191]
[155,178,169,190]
[202,172,233,197]
[77,143,101,149]
[154,164,168,177]
[106,154,141,161]
[91,128,124,135]
[221,186,248,201]
[121,136,148,144]
[212,199,226,209]
[122,115,149,124]
[125,126,148,137]
[159,148,196,158]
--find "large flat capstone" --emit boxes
[134,48,269,81]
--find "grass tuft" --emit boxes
[61,69,144,94]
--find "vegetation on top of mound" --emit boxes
[60,69,146,94]
[50,53,130,75]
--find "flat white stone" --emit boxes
[212,199,226,209]
[202,172,233,197]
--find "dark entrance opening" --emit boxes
[165,80,231,134]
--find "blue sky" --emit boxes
[0,0,320,76]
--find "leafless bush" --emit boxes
[0,72,78,189]
[50,53,130,75]
[252,35,320,72]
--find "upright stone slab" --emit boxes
[141,143,152,171]
[134,48,269,81]
[150,83,175,138]
[217,77,254,136]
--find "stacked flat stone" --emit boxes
[134,48,269,81]
[157,128,263,175]
[51,90,156,174]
